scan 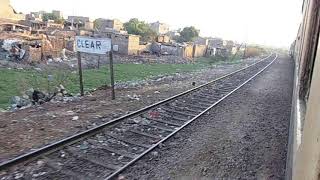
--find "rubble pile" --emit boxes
[0,30,74,64]
[9,85,80,111]
[115,72,185,89]
[50,85,80,103]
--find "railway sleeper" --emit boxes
[106,134,151,149]
[173,101,208,110]
[160,107,197,118]
[192,94,222,101]
[129,129,162,140]
[44,158,89,180]
[189,98,215,105]
[158,111,191,121]
[165,103,203,114]
[142,115,183,127]
[141,123,175,132]
[95,145,137,159]
[65,148,121,170]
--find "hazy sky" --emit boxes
[11,0,302,48]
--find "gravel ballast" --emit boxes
[118,55,294,179]
[0,58,261,163]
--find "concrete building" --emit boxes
[208,38,223,48]
[0,0,25,21]
[150,21,169,35]
[156,35,170,43]
[27,12,43,21]
[112,34,140,55]
[52,10,63,19]
[26,10,61,22]
[94,18,124,31]
[46,22,64,30]
[98,32,140,55]
[206,38,228,57]
[65,16,93,30]
[151,42,206,59]
[166,30,180,39]
[0,23,29,32]
[67,16,90,23]
[206,47,228,57]
[23,20,46,30]
[223,40,234,49]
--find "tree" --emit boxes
[93,20,102,30]
[124,18,157,42]
[178,26,199,42]
[42,13,61,22]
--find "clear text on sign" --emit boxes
[75,36,111,55]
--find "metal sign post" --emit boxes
[97,55,100,69]
[109,50,115,100]
[77,51,84,96]
[75,36,114,98]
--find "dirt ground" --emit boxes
[117,55,294,179]
[0,58,260,164]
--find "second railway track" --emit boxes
[0,53,278,180]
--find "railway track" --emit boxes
[0,54,277,180]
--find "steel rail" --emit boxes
[105,54,278,180]
[0,54,273,171]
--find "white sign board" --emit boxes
[75,36,111,55]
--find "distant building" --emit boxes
[166,30,180,38]
[25,10,62,31]
[150,21,169,35]
[194,37,209,46]
[97,31,140,55]
[52,10,63,19]
[65,16,93,30]
[25,13,43,23]
[0,23,29,32]
[0,0,25,21]
[46,21,63,30]
[22,20,46,30]
[26,10,61,22]
[28,12,43,20]
[67,16,90,23]
[156,35,170,43]
[208,38,223,48]
[223,40,234,49]
[94,18,124,31]
[206,38,229,57]
[113,33,140,55]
